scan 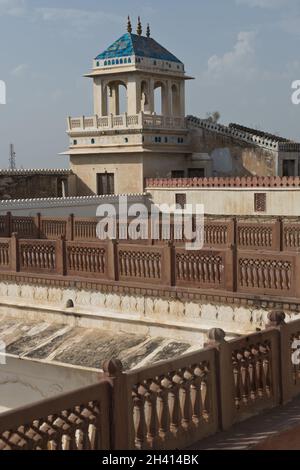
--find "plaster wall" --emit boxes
[0,356,99,413]
[148,187,300,216]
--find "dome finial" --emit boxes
[127,15,132,33]
[146,23,150,38]
[137,16,142,36]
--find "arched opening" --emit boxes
[141,80,151,114]
[154,81,165,115]
[171,84,180,116]
[118,83,127,114]
[105,80,128,115]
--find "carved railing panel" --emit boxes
[19,240,56,274]
[204,218,233,247]
[66,241,107,278]
[118,245,163,283]
[40,219,67,240]
[228,330,280,423]
[0,216,6,237]
[0,239,10,270]
[237,220,279,250]
[0,382,111,450]
[237,252,295,296]
[74,220,98,241]
[12,217,37,238]
[176,248,225,289]
[126,348,218,450]
[283,221,300,250]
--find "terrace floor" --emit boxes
[189,394,300,450]
[0,313,196,371]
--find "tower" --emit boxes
[65,18,196,196]
[9,144,16,170]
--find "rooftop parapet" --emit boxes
[145,176,300,188]
[67,112,187,133]
[187,116,300,152]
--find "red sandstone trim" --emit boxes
[145,176,300,188]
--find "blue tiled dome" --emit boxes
[95,33,182,64]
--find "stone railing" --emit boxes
[125,347,218,450]
[237,251,296,297]
[145,176,300,188]
[3,213,300,252]
[66,240,108,279]
[237,219,280,251]
[1,313,299,450]
[0,238,10,271]
[0,380,111,450]
[2,235,300,298]
[18,239,58,275]
[187,116,283,152]
[68,112,186,133]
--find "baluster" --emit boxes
[132,389,144,450]
[232,355,241,409]
[143,384,157,449]
[169,373,182,437]
[260,344,271,397]
[179,370,192,431]
[156,381,169,443]
[254,354,263,398]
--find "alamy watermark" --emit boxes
[291,339,300,365]
[95,196,205,250]
[0,80,6,105]
[291,80,300,105]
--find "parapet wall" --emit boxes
[0,193,147,216]
[0,169,75,200]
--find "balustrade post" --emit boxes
[67,214,74,241]
[93,115,98,129]
[224,245,236,292]
[138,112,143,127]
[266,311,289,404]
[162,242,175,286]
[107,240,119,281]
[10,232,19,272]
[230,217,236,247]
[295,253,300,299]
[56,236,66,276]
[6,212,12,237]
[205,328,234,431]
[102,359,132,450]
[275,218,282,251]
[34,213,41,239]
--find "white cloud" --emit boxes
[11,63,28,76]
[207,31,256,79]
[236,0,291,8]
[0,3,122,31]
[0,0,26,16]
[35,7,122,30]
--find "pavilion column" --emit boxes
[149,78,155,114]
[179,81,185,117]
[101,84,108,116]
[93,77,102,116]
[162,81,169,115]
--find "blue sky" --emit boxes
[0,0,300,168]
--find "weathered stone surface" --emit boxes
[0,313,193,371]
[185,302,201,319]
